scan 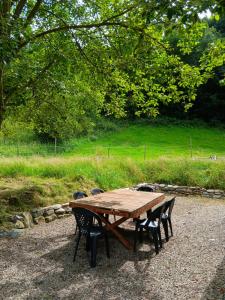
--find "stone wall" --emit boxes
[135,183,225,199]
[0,203,72,238]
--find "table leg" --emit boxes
[100,216,133,250]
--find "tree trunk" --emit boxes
[0,64,5,128]
[0,1,11,128]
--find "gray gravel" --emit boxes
[0,195,225,300]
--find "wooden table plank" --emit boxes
[69,189,164,217]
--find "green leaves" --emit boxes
[0,0,224,136]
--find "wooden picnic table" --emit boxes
[69,189,165,250]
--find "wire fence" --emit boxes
[0,141,224,160]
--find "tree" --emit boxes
[0,0,225,134]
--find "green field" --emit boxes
[71,123,225,159]
[0,121,225,159]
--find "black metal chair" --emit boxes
[73,191,88,234]
[148,197,176,242]
[91,188,104,195]
[134,203,166,254]
[73,191,88,199]
[136,186,154,192]
[72,207,110,268]
[161,197,176,241]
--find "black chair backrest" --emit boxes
[149,203,166,223]
[137,186,154,192]
[73,191,88,200]
[91,188,104,195]
[165,197,176,217]
[72,207,102,235]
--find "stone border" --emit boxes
[0,203,72,237]
[134,183,225,199]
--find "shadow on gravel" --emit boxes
[0,229,163,300]
[201,256,225,300]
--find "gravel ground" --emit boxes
[0,195,225,300]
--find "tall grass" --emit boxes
[0,157,224,189]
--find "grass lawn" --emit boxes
[0,121,224,159]
[69,122,225,159]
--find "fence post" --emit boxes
[190,136,193,159]
[54,137,57,154]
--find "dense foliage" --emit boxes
[1,1,225,139]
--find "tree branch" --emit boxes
[13,0,27,19]
[102,3,139,22]
[24,0,43,28]
[18,21,125,48]
[1,0,11,17]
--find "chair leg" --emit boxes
[139,227,143,243]
[73,233,81,262]
[162,219,169,242]
[104,233,110,258]
[157,226,162,248]
[90,237,97,268]
[150,229,159,254]
[168,218,173,237]
[134,225,138,252]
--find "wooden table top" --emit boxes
[69,189,165,218]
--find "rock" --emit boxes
[206,189,215,193]
[33,216,46,225]
[0,231,8,238]
[9,229,25,238]
[51,204,62,210]
[20,212,33,228]
[55,208,65,215]
[162,186,173,191]
[57,215,64,219]
[64,207,72,214]
[15,220,25,229]
[0,229,25,238]
[43,209,55,216]
[63,213,72,218]
[62,203,69,208]
[10,215,24,223]
[158,184,166,188]
[31,208,44,218]
[214,190,224,195]
[45,214,57,223]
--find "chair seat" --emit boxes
[148,220,159,228]
[139,219,148,226]
[138,219,158,228]
[89,227,104,237]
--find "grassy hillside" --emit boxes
[70,122,225,159]
[0,120,224,158]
